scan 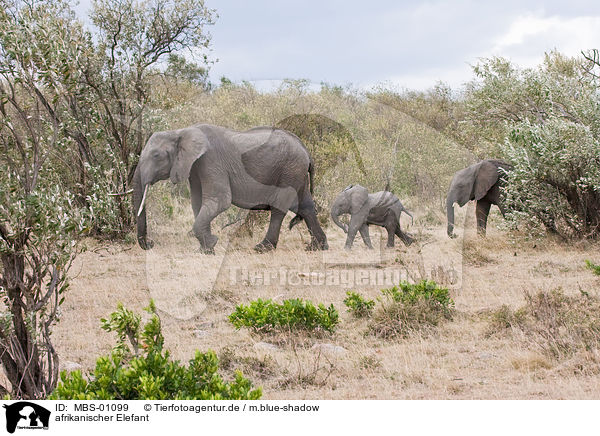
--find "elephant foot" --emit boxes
[448,232,458,239]
[138,237,154,250]
[197,234,218,253]
[306,238,328,251]
[254,240,276,253]
[199,246,215,255]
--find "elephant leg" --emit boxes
[497,202,507,218]
[255,209,286,252]
[395,225,414,246]
[189,173,203,218]
[359,224,373,249]
[389,211,414,246]
[476,199,492,236]
[383,214,397,248]
[193,196,231,254]
[386,228,395,248]
[345,212,367,250]
[297,195,328,250]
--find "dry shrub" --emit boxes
[487,304,528,332]
[462,241,496,266]
[488,289,600,371]
[218,347,278,380]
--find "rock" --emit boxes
[60,361,82,374]
[197,321,214,329]
[311,343,347,356]
[253,342,279,352]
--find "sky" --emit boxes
[77,0,600,91]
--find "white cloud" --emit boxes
[491,14,600,67]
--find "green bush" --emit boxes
[344,291,375,318]
[50,301,261,400]
[229,298,339,333]
[370,280,454,338]
[381,280,454,308]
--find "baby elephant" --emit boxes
[330,184,414,249]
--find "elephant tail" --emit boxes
[289,214,304,229]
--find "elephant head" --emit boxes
[330,184,369,233]
[446,159,510,238]
[133,127,208,250]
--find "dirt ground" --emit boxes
[53,199,600,399]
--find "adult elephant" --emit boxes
[446,159,512,238]
[133,124,328,253]
[327,184,414,249]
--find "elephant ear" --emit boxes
[170,127,208,184]
[348,185,369,214]
[473,161,500,201]
[449,165,477,207]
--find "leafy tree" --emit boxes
[165,53,210,88]
[0,0,87,398]
[79,0,216,234]
[467,52,600,238]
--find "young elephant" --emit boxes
[446,159,512,238]
[330,184,414,249]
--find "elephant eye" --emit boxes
[152,151,160,159]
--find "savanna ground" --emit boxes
[53,194,600,399]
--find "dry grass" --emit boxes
[51,200,600,399]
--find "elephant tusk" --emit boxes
[137,184,149,217]
[108,189,134,197]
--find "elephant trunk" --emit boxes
[446,196,456,238]
[132,166,153,250]
[330,202,348,233]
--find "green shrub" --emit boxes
[382,280,454,308]
[585,260,600,276]
[344,291,375,318]
[370,280,454,338]
[50,301,261,400]
[229,298,339,333]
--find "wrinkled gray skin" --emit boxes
[133,124,328,253]
[329,184,414,249]
[446,159,512,238]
